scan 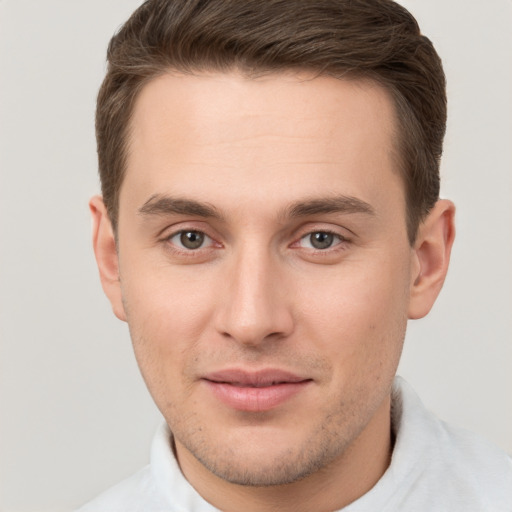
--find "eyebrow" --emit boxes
[284,195,376,218]
[138,194,223,219]
[137,193,375,221]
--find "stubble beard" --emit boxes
[169,388,385,488]
[126,307,405,489]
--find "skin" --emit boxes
[91,71,455,511]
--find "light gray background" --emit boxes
[1,1,511,510]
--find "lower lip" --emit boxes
[204,380,311,412]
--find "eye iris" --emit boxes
[310,232,334,249]
[180,231,204,249]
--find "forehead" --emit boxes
[122,71,403,217]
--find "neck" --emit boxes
[175,394,392,512]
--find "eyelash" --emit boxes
[161,227,350,257]
[164,229,218,254]
[295,230,349,252]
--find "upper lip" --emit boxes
[203,368,310,387]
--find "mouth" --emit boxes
[202,369,312,412]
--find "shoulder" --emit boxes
[75,465,169,512]
[75,423,218,512]
[387,377,512,511]
[431,418,512,509]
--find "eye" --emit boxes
[169,230,212,250]
[299,231,344,250]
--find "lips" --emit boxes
[202,369,312,412]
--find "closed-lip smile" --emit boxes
[202,368,312,411]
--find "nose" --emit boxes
[214,243,294,347]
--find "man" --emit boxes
[80,0,512,510]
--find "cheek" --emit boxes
[120,266,217,398]
[122,257,217,337]
[297,256,410,377]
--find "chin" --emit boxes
[178,421,352,487]
[197,448,332,487]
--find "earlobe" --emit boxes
[408,199,456,319]
[89,195,127,322]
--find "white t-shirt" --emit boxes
[77,377,512,511]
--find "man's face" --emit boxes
[114,72,417,485]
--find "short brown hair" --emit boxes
[96,0,446,243]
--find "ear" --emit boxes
[408,199,456,319]
[89,195,127,322]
